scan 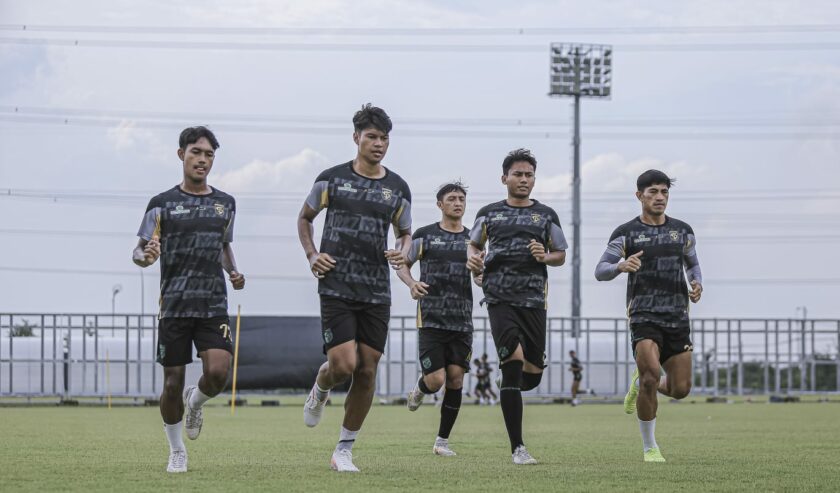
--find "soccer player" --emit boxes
[480,352,498,404]
[398,182,475,457]
[569,350,583,406]
[132,126,245,473]
[594,169,703,463]
[472,358,490,404]
[298,104,412,473]
[467,148,568,465]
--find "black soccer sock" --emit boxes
[418,375,434,395]
[437,388,463,439]
[521,371,543,391]
[500,360,524,453]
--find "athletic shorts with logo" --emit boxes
[417,328,473,375]
[157,316,233,367]
[573,372,582,382]
[630,322,693,364]
[487,303,547,369]
[320,295,390,354]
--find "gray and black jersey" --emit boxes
[305,161,412,305]
[407,223,473,332]
[470,200,568,309]
[595,216,702,328]
[137,186,235,319]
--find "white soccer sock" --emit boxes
[164,422,185,452]
[314,383,329,401]
[189,387,211,409]
[639,418,658,452]
[336,426,359,452]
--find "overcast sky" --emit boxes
[1,0,838,320]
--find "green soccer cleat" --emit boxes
[644,448,666,463]
[624,368,639,415]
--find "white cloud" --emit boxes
[213,148,330,192]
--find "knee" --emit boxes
[162,378,183,398]
[670,381,692,400]
[330,360,356,381]
[521,372,543,391]
[639,371,660,392]
[205,366,230,391]
[445,373,464,390]
[352,365,377,387]
[425,373,446,392]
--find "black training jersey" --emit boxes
[595,216,702,327]
[570,356,582,374]
[137,186,235,319]
[407,223,473,332]
[305,161,412,305]
[470,200,568,309]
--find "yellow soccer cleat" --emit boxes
[624,368,639,415]
[644,447,666,463]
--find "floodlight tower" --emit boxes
[548,43,612,335]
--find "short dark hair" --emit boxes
[179,126,219,150]
[352,103,392,134]
[636,169,675,191]
[436,180,468,202]
[502,148,537,175]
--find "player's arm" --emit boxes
[684,232,703,303]
[595,229,639,281]
[222,243,245,290]
[298,180,336,279]
[530,218,568,266]
[386,190,413,270]
[467,214,487,275]
[396,237,429,299]
[133,201,161,267]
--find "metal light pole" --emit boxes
[111,284,122,336]
[549,43,612,336]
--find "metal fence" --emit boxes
[1,314,838,398]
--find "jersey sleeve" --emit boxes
[224,199,236,243]
[546,207,568,251]
[470,206,490,248]
[406,230,424,264]
[137,197,162,241]
[594,226,625,281]
[392,182,413,234]
[304,173,330,213]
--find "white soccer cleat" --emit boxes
[407,386,425,411]
[330,449,360,472]
[303,385,328,428]
[433,438,457,457]
[512,445,538,465]
[183,385,203,440]
[166,449,188,473]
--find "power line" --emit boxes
[2,24,840,36]
[3,37,840,52]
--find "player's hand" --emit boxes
[689,280,703,303]
[528,239,547,263]
[472,273,483,287]
[309,252,337,278]
[385,249,406,270]
[467,250,485,275]
[229,270,245,290]
[143,235,161,264]
[618,250,643,273]
[410,281,430,300]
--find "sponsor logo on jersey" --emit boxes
[171,204,190,215]
[431,237,445,246]
[635,233,651,243]
[491,213,506,221]
[339,182,358,193]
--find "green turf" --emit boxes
[1,400,838,492]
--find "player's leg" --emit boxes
[434,364,465,456]
[184,316,234,440]
[659,351,692,399]
[408,329,447,411]
[571,378,580,405]
[305,296,358,428]
[157,318,192,473]
[635,338,666,462]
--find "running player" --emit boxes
[399,181,476,457]
[133,126,245,473]
[594,169,703,463]
[467,148,568,465]
[569,350,583,406]
[480,353,498,404]
[298,104,412,473]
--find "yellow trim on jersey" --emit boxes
[320,188,329,209]
[417,241,424,260]
[152,214,161,239]
[544,280,549,310]
[393,205,405,227]
[481,222,488,245]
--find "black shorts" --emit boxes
[572,372,582,382]
[417,328,473,375]
[630,322,693,365]
[487,303,547,369]
[320,295,390,354]
[157,316,233,367]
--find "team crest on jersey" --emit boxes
[531,213,541,223]
[421,357,432,369]
[670,230,679,241]
[214,203,225,216]
[382,187,392,200]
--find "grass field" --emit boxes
[2,399,839,492]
